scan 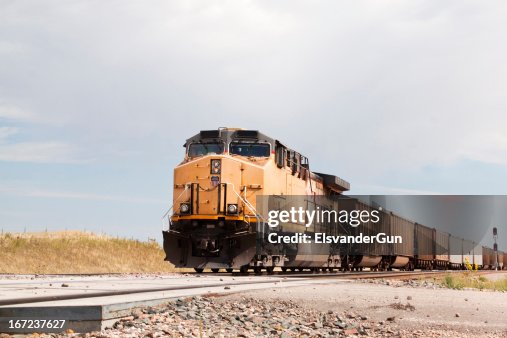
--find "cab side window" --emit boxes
[275,144,286,168]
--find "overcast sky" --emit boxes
[1,1,507,246]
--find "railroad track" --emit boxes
[231,269,459,278]
[0,270,464,307]
[0,278,282,307]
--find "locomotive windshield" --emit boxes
[230,142,270,157]
[188,142,224,157]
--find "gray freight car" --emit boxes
[434,229,449,269]
[482,246,494,269]
[387,213,414,270]
[449,235,463,269]
[338,198,387,269]
[414,223,434,269]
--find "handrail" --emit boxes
[161,184,189,230]
[223,182,264,220]
[221,182,266,241]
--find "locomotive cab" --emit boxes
[164,128,279,271]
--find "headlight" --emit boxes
[180,203,190,214]
[227,204,238,215]
[210,159,221,174]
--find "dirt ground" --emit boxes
[223,278,507,337]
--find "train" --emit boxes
[162,128,504,273]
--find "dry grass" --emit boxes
[0,231,183,274]
[441,272,507,291]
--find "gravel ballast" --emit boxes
[2,277,506,337]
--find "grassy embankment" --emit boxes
[0,231,183,274]
[441,272,507,291]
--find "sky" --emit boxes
[1,1,507,247]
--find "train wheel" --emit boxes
[194,268,204,273]
[328,267,334,272]
[290,267,296,272]
[266,267,274,275]
[240,266,249,274]
[254,267,262,275]
[211,268,220,273]
[225,268,233,273]
[281,267,288,272]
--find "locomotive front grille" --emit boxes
[181,182,229,216]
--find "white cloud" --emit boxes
[0,1,507,176]
[0,40,27,55]
[0,126,19,140]
[28,190,167,204]
[0,102,82,163]
[0,185,167,205]
[457,131,507,166]
[0,101,34,121]
[0,141,80,163]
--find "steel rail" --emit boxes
[0,270,469,307]
[0,278,292,307]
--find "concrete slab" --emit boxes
[0,274,279,304]
[0,274,348,333]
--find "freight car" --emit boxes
[162,128,497,273]
[340,210,416,271]
[449,235,463,269]
[338,198,387,270]
[414,223,433,269]
[388,213,414,270]
[434,229,450,269]
[483,246,494,269]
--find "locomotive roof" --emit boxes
[185,128,276,146]
[186,128,350,192]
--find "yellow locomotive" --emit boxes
[162,128,350,273]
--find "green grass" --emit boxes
[0,231,184,274]
[441,272,507,291]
